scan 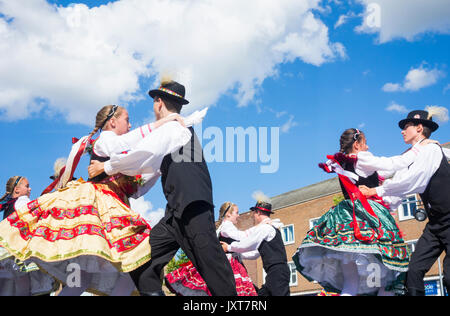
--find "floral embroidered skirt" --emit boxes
[292,199,410,295]
[165,254,257,296]
[0,179,151,295]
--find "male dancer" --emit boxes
[90,80,237,296]
[360,109,450,296]
[221,200,290,296]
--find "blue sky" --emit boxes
[1,0,449,223]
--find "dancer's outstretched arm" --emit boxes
[360,144,443,199]
[94,114,185,158]
[89,121,191,179]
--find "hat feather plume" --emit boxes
[53,157,67,178]
[252,191,271,203]
[426,106,449,123]
[160,73,174,86]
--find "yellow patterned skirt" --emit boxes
[0,179,151,295]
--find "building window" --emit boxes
[309,217,321,229]
[288,262,298,287]
[263,262,298,287]
[281,224,295,245]
[399,194,418,221]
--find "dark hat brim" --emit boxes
[149,89,189,105]
[50,176,77,180]
[398,118,439,132]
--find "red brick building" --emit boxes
[234,142,450,296]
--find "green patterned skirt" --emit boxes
[292,199,410,295]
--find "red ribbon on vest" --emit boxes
[323,155,383,243]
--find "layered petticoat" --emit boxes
[165,254,257,296]
[293,199,410,295]
[0,179,151,295]
[0,246,57,296]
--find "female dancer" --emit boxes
[293,128,416,296]
[0,105,197,296]
[0,176,56,296]
[165,202,258,296]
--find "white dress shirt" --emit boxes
[90,109,208,200]
[228,218,283,256]
[375,144,450,209]
[355,142,424,179]
[217,220,260,260]
[93,123,190,198]
[93,124,154,158]
[103,121,191,177]
[14,196,30,210]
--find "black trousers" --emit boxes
[258,263,291,296]
[130,201,237,296]
[406,211,450,296]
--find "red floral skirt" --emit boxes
[165,254,257,296]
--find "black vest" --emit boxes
[257,226,288,271]
[219,234,237,255]
[89,152,110,182]
[339,161,380,200]
[218,234,236,245]
[160,127,213,218]
[420,148,450,214]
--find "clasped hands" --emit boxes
[358,185,377,197]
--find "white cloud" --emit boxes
[382,65,445,92]
[356,0,450,43]
[386,101,409,114]
[382,83,402,92]
[443,84,450,94]
[129,196,165,227]
[0,0,345,124]
[280,115,298,133]
[334,12,359,29]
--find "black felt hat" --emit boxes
[398,110,439,132]
[250,201,274,214]
[149,80,189,105]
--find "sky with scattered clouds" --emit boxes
[1,0,449,224]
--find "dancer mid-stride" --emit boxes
[0,104,193,296]
[164,202,258,296]
[293,128,414,296]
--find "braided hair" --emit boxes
[88,105,125,138]
[339,128,365,154]
[0,176,23,202]
[217,201,237,227]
